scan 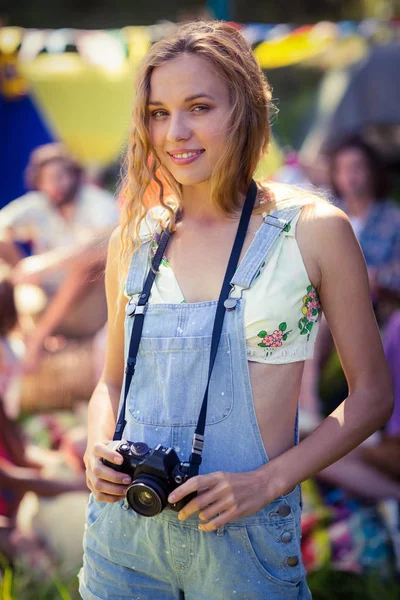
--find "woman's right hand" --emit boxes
[84,442,132,502]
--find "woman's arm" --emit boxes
[83,228,134,501]
[172,202,393,530]
[265,204,393,494]
[85,228,125,448]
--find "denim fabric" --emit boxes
[80,206,312,599]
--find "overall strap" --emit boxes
[230,206,302,291]
[115,228,172,440]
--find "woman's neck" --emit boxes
[181,183,244,225]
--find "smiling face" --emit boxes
[148,54,232,188]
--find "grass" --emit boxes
[0,556,79,600]
[1,559,400,599]
[308,567,400,600]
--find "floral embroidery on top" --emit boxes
[257,322,293,356]
[161,257,172,268]
[298,285,322,340]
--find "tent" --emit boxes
[301,43,400,164]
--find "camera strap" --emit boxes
[114,181,258,476]
[188,181,257,474]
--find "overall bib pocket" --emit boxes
[128,333,233,427]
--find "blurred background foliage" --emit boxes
[1,0,399,29]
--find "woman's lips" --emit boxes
[167,149,205,165]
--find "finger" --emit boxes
[87,460,128,486]
[86,478,122,502]
[92,477,129,497]
[90,488,125,503]
[198,497,231,522]
[93,442,124,466]
[90,456,132,485]
[198,507,238,532]
[88,474,129,498]
[86,477,122,502]
[178,487,220,521]
[168,472,222,504]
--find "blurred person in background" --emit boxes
[19,234,110,373]
[297,136,400,575]
[330,137,399,313]
[0,266,88,564]
[299,136,400,423]
[0,143,118,372]
[330,137,400,438]
[0,266,22,417]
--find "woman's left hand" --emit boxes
[168,469,276,531]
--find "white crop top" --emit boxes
[126,208,322,365]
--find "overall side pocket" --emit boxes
[85,493,109,532]
[241,516,303,589]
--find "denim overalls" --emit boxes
[79,207,312,600]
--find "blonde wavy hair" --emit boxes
[119,20,323,269]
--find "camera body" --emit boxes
[103,440,196,517]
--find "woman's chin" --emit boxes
[170,172,210,188]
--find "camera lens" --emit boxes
[137,489,155,506]
[126,476,168,517]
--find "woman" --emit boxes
[80,22,393,600]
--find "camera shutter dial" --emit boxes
[131,442,150,457]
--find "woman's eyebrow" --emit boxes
[148,93,215,106]
[184,93,215,102]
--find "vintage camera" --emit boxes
[103,440,196,517]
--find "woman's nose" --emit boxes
[167,114,191,142]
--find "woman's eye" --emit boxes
[191,105,209,113]
[150,110,168,118]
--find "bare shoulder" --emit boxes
[295,195,356,290]
[299,197,352,242]
[264,182,351,233]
